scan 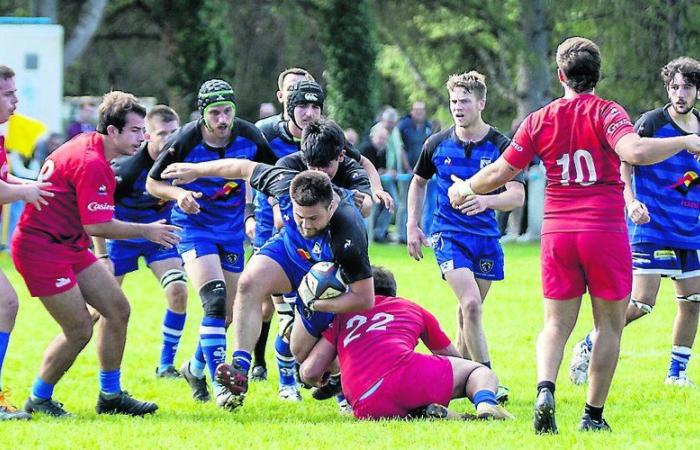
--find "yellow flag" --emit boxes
[6,113,48,158]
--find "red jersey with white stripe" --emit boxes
[322,295,451,405]
[13,132,116,255]
[0,136,9,182]
[503,93,635,233]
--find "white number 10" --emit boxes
[555,150,597,186]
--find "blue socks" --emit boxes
[274,335,296,387]
[189,341,206,379]
[99,369,122,396]
[31,377,54,401]
[159,310,186,373]
[669,345,691,378]
[233,350,252,374]
[0,331,9,388]
[200,317,227,381]
[584,333,594,351]
[473,389,498,407]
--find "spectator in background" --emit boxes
[399,102,435,235]
[358,126,395,243]
[344,128,359,147]
[258,102,277,121]
[66,100,96,139]
[33,132,64,165]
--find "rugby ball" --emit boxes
[298,262,347,303]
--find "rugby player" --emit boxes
[571,57,700,387]
[13,91,179,417]
[448,37,700,433]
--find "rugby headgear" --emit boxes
[197,79,236,115]
[286,80,325,128]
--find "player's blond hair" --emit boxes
[446,71,487,100]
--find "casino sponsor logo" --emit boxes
[480,259,494,273]
[480,158,492,168]
[607,119,632,135]
[666,171,700,196]
[87,202,115,212]
[297,248,311,260]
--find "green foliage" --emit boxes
[315,0,379,132]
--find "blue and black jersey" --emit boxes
[149,118,276,241]
[250,164,372,284]
[414,126,524,237]
[630,107,700,249]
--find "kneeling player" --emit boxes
[299,266,513,420]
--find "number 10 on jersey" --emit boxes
[555,149,597,186]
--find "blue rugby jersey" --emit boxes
[250,164,372,284]
[149,118,276,240]
[112,143,172,243]
[414,126,524,237]
[630,107,700,248]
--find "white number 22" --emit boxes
[555,150,597,186]
[343,312,395,347]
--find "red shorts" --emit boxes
[352,353,453,420]
[11,245,97,297]
[541,231,631,301]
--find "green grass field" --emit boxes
[2,243,699,449]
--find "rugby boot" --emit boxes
[533,388,558,434]
[476,402,515,420]
[278,385,302,402]
[0,390,31,420]
[180,361,210,402]
[24,396,71,417]
[214,362,248,410]
[250,365,268,382]
[96,391,158,416]
[578,413,611,432]
[155,366,181,379]
[569,339,592,385]
[312,373,342,400]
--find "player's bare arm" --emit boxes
[615,132,700,165]
[620,161,650,225]
[448,156,521,208]
[454,181,525,216]
[298,337,337,387]
[85,219,181,248]
[0,179,53,210]
[406,174,431,261]
[161,159,259,185]
[358,154,394,211]
[310,277,374,314]
[146,177,202,215]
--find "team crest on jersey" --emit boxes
[312,242,322,256]
[480,158,492,168]
[479,259,494,273]
[224,253,239,265]
[666,171,700,196]
[430,232,443,250]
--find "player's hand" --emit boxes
[448,175,473,208]
[144,219,182,248]
[245,216,256,240]
[161,163,201,185]
[626,199,650,224]
[352,190,367,210]
[373,189,394,212]
[407,223,430,261]
[21,182,54,211]
[456,195,491,216]
[176,190,202,214]
[684,134,700,155]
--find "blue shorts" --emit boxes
[431,232,504,281]
[257,233,334,337]
[178,236,244,273]
[632,243,700,280]
[107,239,181,277]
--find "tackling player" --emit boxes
[160,118,375,412]
[407,71,524,403]
[300,266,513,421]
[147,79,277,406]
[13,91,180,417]
[448,37,700,433]
[0,65,53,421]
[571,57,700,387]
[93,105,188,379]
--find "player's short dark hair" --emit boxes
[446,70,487,100]
[290,170,333,208]
[0,65,15,80]
[301,118,346,168]
[277,67,315,91]
[97,91,146,134]
[147,104,180,124]
[661,57,700,89]
[556,37,601,93]
[372,266,396,297]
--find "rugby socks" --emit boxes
[254,320,272,369]
[233,350,252,374]
[584,403,604,422]
[274,335,296,387]
[99,369,122,397]
[668,345,691,379]
[584,332,595,351]
[189,342,206,379]
[472,389,498,407]
[159,310,186,373]
[200,317,227,381]
[31,377,55,401]
[0,331,9,387]
[537,381,555,395]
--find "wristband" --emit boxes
[457,180,475,197]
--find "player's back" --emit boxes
[509,94,632,233]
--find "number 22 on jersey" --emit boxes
[343,312,395,347]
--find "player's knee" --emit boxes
[299,361,323,387]
[237,272,264,300]
[460,297,482,319]
[166,283,188,313]
[67,318,94,346]
[0,289,19,317]
[631,298,654,315]
[199,279,227,318]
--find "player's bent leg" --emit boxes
[667,275,700,385]
[444,269,490,363]
[626,274,661,325]
[290,313,320,364]
[252,295,276,381]
[0,272,29,420]
[447,357,513,420]
[150,258,188,378]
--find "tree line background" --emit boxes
[3,0,700,135]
